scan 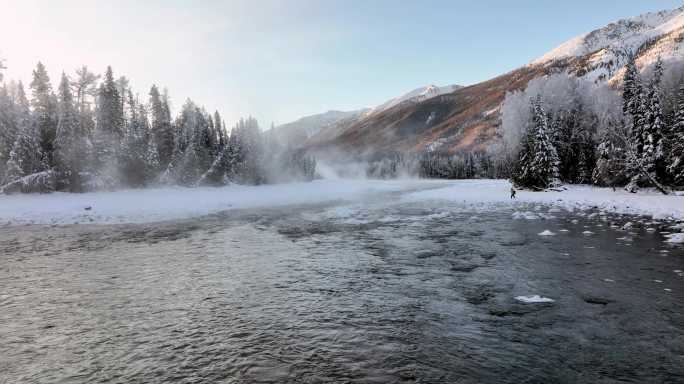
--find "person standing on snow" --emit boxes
[510,187,517,199]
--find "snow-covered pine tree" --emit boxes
[214,111,226,149]
[0,85,17,181]
[90,66,124,188]
[668,82,684,186]
[139,102,160,183]
[643,57,667,182]
[163,99,207,185]
[511,96,560,189]
[623,55,641,118]
[96,66,124,139]
[623,61,649,192]
[531,96,561,187]
[4,124,44,187]
[115,76,129,124]
[592,124,627,187]
[118,94,159,187]
[511,107,536,187]
[29,62,58,168]
[12,82,32,138]
[71,66,99,117]
[149,85,175,168]
[54,72,87,191]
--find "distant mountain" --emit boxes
[366,84,462,116]
[271,109,368,146]
[301,6,684,157]
[272,84,460,147]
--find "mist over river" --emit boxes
[1,184,683,383]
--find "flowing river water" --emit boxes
[1,186,683,383]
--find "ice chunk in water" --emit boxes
[538,230,555,236]
[664,233,684,243]
[515,295,555,303]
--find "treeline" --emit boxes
[503,56,684,193]
[0,62,315,193]
[362,150,509,180]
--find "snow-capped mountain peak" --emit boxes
[367,84,461,116]
[532,6,684,66]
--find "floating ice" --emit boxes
[513,211,539,220]
[538,230,555,236]
[583,231,594,235]
[515,295,555,303]
[664,233,684,243]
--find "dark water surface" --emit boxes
[1,192,683,383]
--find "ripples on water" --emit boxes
[1,196,683,383]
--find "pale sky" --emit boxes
[1,0,682,127]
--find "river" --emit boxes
[1,185,683,383]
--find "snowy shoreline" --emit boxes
[0,180,683,232]
[403,179,684,221]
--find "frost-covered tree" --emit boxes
[623,55,641,118]
[90,66,124,188]
[4,126,44,185]
[119,94,159,187]
[29,62,58,168]
[511,96,560,189]
[214,111,226,149]
[0,86,17,180]
[668,82,684,185]
[149,84,174,167]
[96,66,123,138]
[592,123,628,187]
[162,99,215,185]
[71,66,99,111]
[115,76,129,123]
[54,72,88,191]
[643,57,666,180]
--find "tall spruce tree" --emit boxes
[96,66,123,138]
[149,85,174,167]
[29,62,57,168]
[91,66,124,188]
[643,57,666,181]
[54,72,86,191]
[668,82,684,185]
[119,94,158,186]
[511,96,560,189]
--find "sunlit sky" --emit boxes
[1,0,682,127]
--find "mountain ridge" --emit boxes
[292,6,684,158]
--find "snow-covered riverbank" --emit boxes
[404,179,684,221]
[0,179,441,225]
[0,180,683,231]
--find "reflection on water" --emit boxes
[1,197,683,383]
